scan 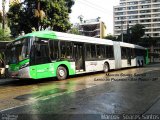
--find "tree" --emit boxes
[69,27,80,35]
[116,33,130,42]
[130,24,145,44]
[7,0,75,37]
[0,28,11,41]
[116,24,145,44]
[104,34,117,41]
[7,3,22,37]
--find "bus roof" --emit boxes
[120,42,146,50]
[15,30,146,49]
[16,31,114,46]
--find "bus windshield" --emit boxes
[6,37,32,64]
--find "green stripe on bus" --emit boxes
[16,31,57,40]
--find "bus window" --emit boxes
[106,46,114,59]
[91,44,96,59]
[31,38,51,65]
[97,45,105,59]
[49,40,59,60]
[86,44,91,60]
[131,48,135,59]
[6,38,31,64]
[121,47,127,59]
[135,49,144,56]
[66,42,73,59]
[86,44,96,60]
[60,41,73,60]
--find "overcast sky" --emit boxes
[69,0,120,34]
[0,0,120,34]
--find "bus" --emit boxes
[6,31,148,80]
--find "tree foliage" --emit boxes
[69,27,80,35]
[130,24,145,44]
[7,0,75,37]
[104,34,117,41]
[116,24,145,44]
[0,28,11,41]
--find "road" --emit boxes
[0,64,160,120]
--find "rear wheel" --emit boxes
[56,66,67,80]
[103,63,109,73]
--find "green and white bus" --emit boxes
[6,31,148,80]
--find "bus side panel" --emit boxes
[131,58,137,66]
[29,61,76,79]
[52,61,76,76]
[85,61,104,72]
[84,59,115,72]
[121,59,129,68]
[29,63,54,79]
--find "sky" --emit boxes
[0,0,9,11]
[69,0,120,34]
[0,0,120,34]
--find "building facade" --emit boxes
[78,19,107,38]
[114,0,160,38]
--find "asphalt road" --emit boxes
[0,64,160,120]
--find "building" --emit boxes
[78,18,107,38]
[114,0,160,38]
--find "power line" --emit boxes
[76,0,113,15]
[77,0,108,14]
[81,0,113,13]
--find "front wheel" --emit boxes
[56,66,67,80]
[103,63,109,73]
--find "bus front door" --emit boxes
[73,43,85,72]
[30,40,53,79]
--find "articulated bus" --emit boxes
[6,31,148,80]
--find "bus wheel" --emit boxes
[56,66,67,80]
[103,63,109,73]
